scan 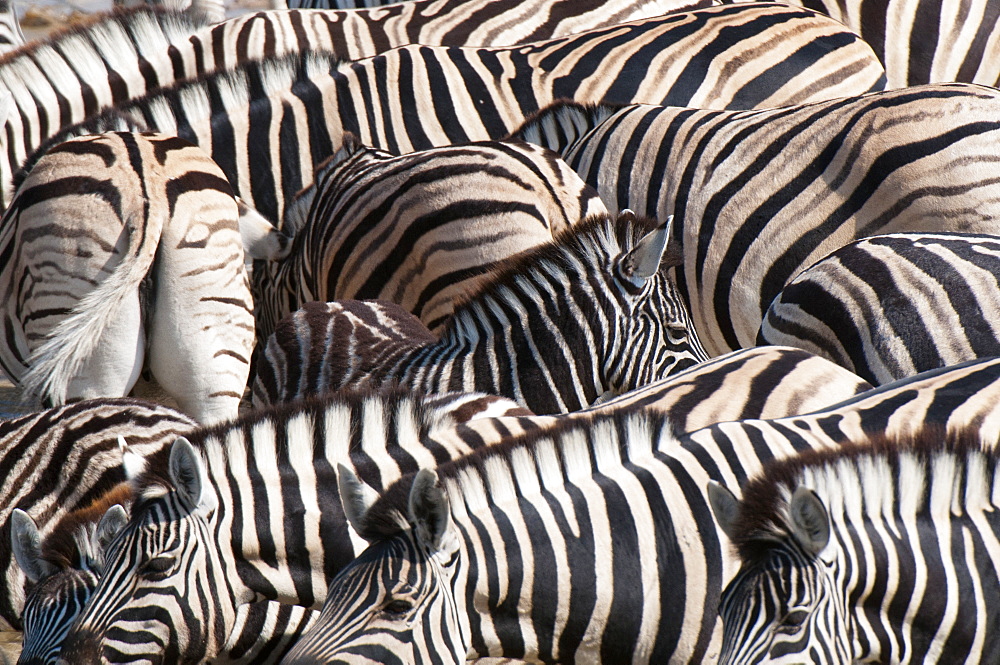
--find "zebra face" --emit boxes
[58,439,231,665]
[19,568,100,665]
[283,468,468,664]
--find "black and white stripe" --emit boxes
[254,211,710,414]
[0,0,22,54]
[0,131,255,423]
[728,0,1000,88]
[280,354,1000,664]
[511,84,1000,355]
[0,398,196,631]
[26,3,888,229]
[710,428,1000,664]
[254,134,607,341]
[758,232,1000,385]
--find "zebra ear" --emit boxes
[10,509,57,584]
[337,464,380,537]
[408,469,452,552]
[619,214,673,286]
[119,436,146,480]
[168,437,218,515]
[95,504,129,553]
[789,486,831,557]
[707,481,742,543]
[237,198,290,260]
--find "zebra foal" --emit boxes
[512,84,1000,355]
[0,131,255,423]
[254,134,607,340]
[254,210,710,413]
[758,232,1000,385]
[710,429,1000,664]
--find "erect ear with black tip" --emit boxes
[338,464,381,539]
[119,435,146,480]
[168,437,217,515]
[11,509,56,584]
[408,469,452,552]
[789,486,831,557]
[708,481,742,543]
[619,215,674,286]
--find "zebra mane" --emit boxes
[358,409,677,539]
[130,387,464,505]
[442,211,661,340]
[507,99,621,154]
[39,483,132,572]
[729,426,1000,562]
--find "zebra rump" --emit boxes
[2,131,255,423]
[758,232,1000,385]
[510,84,1000,354]
[254,133,607,341]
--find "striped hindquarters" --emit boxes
[758,232,1000,385]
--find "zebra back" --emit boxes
[2,131,254,423]
[255,135,607,340]
[511,85,1000,354]
[0,398,195,630]
[712,428,1000,664]
[758,232,1000,385]
[22,4,888,227]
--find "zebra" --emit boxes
[254,210,712,414]
[0,397,196,631]
[40,388,537,664]
[114,0,227,24]
[275,359,1000,665]
[0,131,256,423]
[727,0,1000,88]
[709,428,1000,664]
[19,3,889,229]
[510,84,1000,355]
[758,232,1000,386]
[53,352,1000,663]
[255,133,607,340]
[0,0,22,54]
[0,2,875,213]
[285,0,712,17]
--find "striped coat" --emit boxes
[511,84,1000,354]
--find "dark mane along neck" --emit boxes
[358,409,677,540]
[442,212,660,340]
[731,425,996,561]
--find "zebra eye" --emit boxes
[140,555,176,580]
[381,599,413,616]
[775,608,809,633]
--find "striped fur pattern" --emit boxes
[14,390,523,664]
[729,0,1000,88]
[53,389,531,664]
[758,232,1000,386]
[255,134,607,341]
[0,131,254,423]
[254,211,710,414]
[0,0,22,54]
[25,4,888,229]
[0,2,872,213]
[114,0,226,23]
[711,430,1000,664]
[511,84,1000,355]
[0,398,196,631]
[280,355,1000,665]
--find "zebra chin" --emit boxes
[54,629,106,664]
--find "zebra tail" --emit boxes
[20,211,165,404]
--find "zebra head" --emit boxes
[58,437,230,665]
[12,505,128,665]
[602,211,709,391]
[708,482,853,665]
[281,466,468,664]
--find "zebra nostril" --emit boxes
[55,629,105,665]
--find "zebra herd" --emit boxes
[2,0,1000,663]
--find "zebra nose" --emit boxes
[56,629,105,664]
